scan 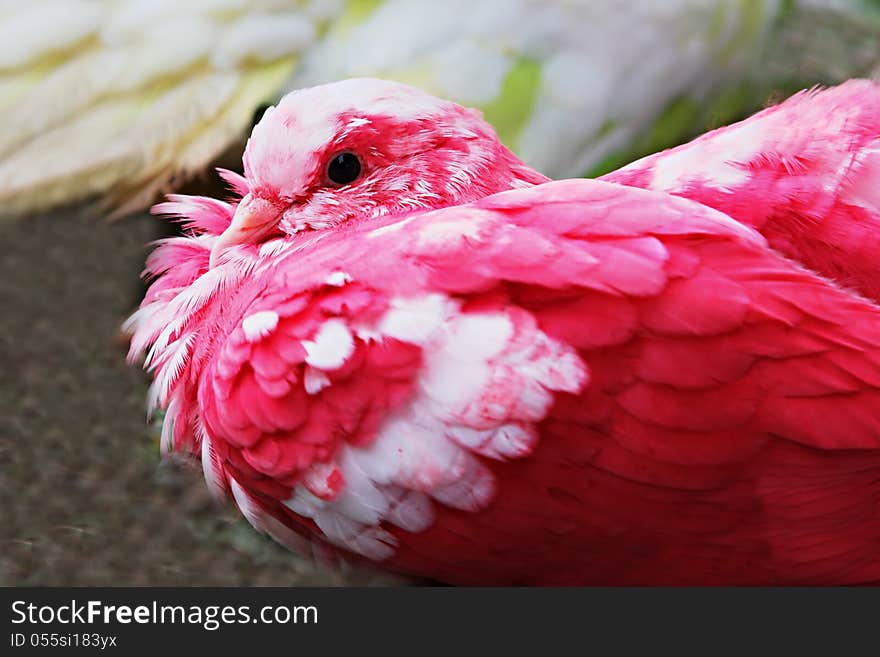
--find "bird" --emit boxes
[127,77,880,585]
[4,0,880,219]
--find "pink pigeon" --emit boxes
[128,78,880,585]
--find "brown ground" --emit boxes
[0,200,399,586]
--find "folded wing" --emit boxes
[141,178,880,583]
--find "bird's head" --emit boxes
[210,78,546,265]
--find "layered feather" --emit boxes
[604,79,880,304]
[128,79,880,584]
[130,192,880,584]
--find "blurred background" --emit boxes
[2,0,879,586]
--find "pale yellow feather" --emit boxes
[0,0,337,219]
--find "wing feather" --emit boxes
[138,178,880,582]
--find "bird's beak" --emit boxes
[210,193,282,267]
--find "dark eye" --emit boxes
[327,152,362,185]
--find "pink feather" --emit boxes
[129,78,880,585]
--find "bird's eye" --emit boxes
[327,152,362,185]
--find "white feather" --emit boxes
[302,318,355,370]
[242,310,279,342]
[282,295,589,559]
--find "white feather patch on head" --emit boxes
[246,78,457,195]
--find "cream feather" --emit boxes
[0,0,877,219]
[0,0,338,219]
